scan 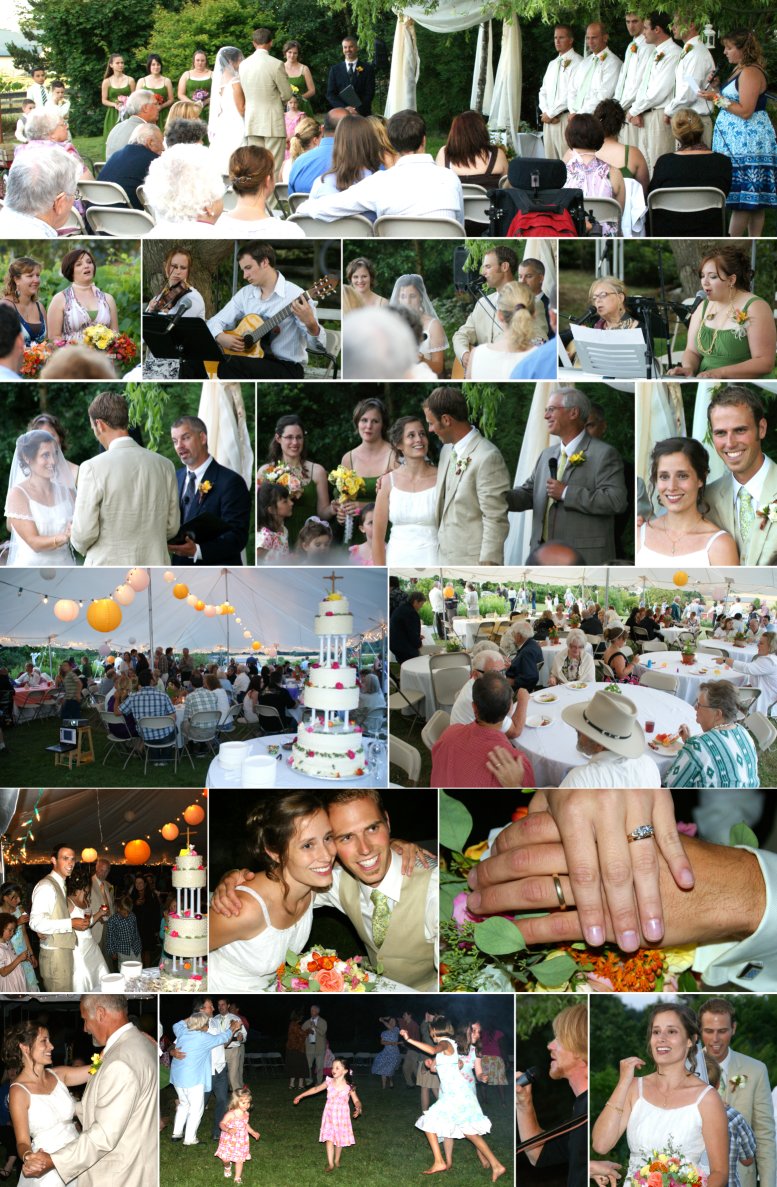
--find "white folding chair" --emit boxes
[583,197,622,236]
[639,670,679,694]
[420,709,450,752]
[86,206,155,236]
[389,735,422,786]
[642,640,668,653]
[374,215,465,238]
[287,212,374,237]
[78,179,131,207]
[431,666,470,712]
[647,187,727,236]
[745,711,777,751]
[287,191,310,212]
[137,715,178,773]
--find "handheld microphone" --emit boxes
[548,457,558,480]
[515,1067,541,1087]
[703,67,720,88]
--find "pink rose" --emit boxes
[346,750,355,759]
[316,968,345,992]
[331,662,340,669]
[452,891,485,925]
[291,977,308,991]
[647,1174,663,1187]
[335,682,344,689]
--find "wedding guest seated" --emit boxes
[282,116,322,183]
[144,144,225,237]
[232,664,250,700]
[257,669,297,730]
[217,145,305,238]
[558,689,660,788]
[106,673,139,739]
[105,90,159,158]
[94,123,163,208]
[548,629,595,685]
[97,666,115,698]
[288,107,346,194]
[309,113,383,204]
[664,679,758,789]
[562,113,625,231]
[296,110,464,225]
[592,98,649,196]
[389,590,426,665]
[465,281,538,380]
[204,673,233,730]
[723,633,777,715]
[367,115,397,167]
[648,109,733,236]
[12,108,92,179]
[181,672,218,740]
[505,621,543,693]
[601,626,641,683]
[118,669,176,751]
[164,118,208,147]
[431,671,535,789]
[39,347,117,380]
[435,109,508,189]
[450,644,529,740]
[0,147,80,238]
[533,610,556,641]
[343,307,419,379]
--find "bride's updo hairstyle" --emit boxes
[648,437,710,519]
[246,792,327,897]
[16,429,60,477]
[644,1001,700,1072]
[2,1021,42,1072]
[66,866,90,897]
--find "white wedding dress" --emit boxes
[13,1073,79,1186]
[5,486,74,566]
[635,523,731,567]
[625,1079,712,1184]
[69,904,109,992]
[208,76,245,175]
[208,887,313,992]
[385,474,440,565]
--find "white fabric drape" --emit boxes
[636,380,687,513]
[197,381,254,488]
[385,17,420,117]
[470,21,495,115]
[691,380,727,486]
[504,381,556,564]
[487,20,521,132]
[521,238,556,305]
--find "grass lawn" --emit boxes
[159,1068,514,1187]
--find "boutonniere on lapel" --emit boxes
[197,479,213,503]
[88,1053,103,1076]
[356,65,364,73]
[729,1073,748,1090]
[629,43,639,54]
[597,51,608,61]
[567,452,586,467]
[680,43,693,58]
[561,56,572,69]
[731,308,750,339]
[453,454,472,477]
[654,51,666,62]
[756,498,777,529]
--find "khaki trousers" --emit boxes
[225,1045,244,1091]
[542,114,569,160]
[640,108,677,175]
[39,947,73,992]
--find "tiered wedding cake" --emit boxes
[165,845,207,976]
[291,584,366,780]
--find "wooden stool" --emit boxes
[54,724,95,768]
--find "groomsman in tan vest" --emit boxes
[237,27,292,179]
[29,844,88,991]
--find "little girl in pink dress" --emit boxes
[215,1089,260,1184]
[294,1059,362,1172]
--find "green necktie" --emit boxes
[738,489,755,546]
[543,449,567,541]
[370,889,392,949]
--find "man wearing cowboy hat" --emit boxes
[559,689,661,787]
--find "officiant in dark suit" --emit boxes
[169,415,250,565]
[326,37,375,114]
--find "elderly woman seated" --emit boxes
[723,633,777,715]
[532,610,556,642]
[548,628,595,686]
[143,143,225,237]
[648,109,732,236]
[663,679,758,789]
[505,620,543,693]
[13,108,93,179]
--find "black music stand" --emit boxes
[143,314,226,373]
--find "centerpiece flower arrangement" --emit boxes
[681,640,696,665]
[328,465,366,543]
[277,946,377,992]
[439,791,755,994]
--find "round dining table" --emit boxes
[206,733,387,788]
[452,618,510,649]
[643,652,747,706]
[515,681,699,787]
[399,655,468,719]
[700,639,759,664]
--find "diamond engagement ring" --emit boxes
[627,824,655,843]
[552,874,567,910]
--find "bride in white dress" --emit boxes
[371,416,439,566]
[636,437,739,567]
[67,869,109,993]
[4,431,76,566]
[6,1021,91,1187]
[208,46,245,175]
[591,1002,728,1187]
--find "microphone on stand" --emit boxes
[568,306,597,326]
[169,297,192,328]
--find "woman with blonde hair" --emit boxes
[648,109,732,235]
[466,281,538,379]
[1,257,46,344]
[167,98,203,123]
[367,115,398,167]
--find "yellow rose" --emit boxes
[663,945,696,974]
[463,841,489,861]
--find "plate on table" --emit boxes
[533,691,557,703]
[648,732,683,756]
[566,681,589,690]
[525,715,553,729]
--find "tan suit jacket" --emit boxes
[435,432,510,564]
[52,1025,158,1187]
[89,875,114,945]
[722,1048,776,1187]
[301,1015,327,1058]
[70,436,180,565]
[705,457,777,566]
[239,49,292,137]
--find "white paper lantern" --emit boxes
[204,604,217,617]
[113,584,135,606]
[163,571,176,583]
[53,599,79,623]
[126,568,150,591]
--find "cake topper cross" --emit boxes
[324,571,344,595]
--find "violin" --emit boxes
[147,278,192,314]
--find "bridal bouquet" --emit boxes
[81,323,137,369]
[277,947,377,992]
[632,1142,707,1186]
[328,466,366,543]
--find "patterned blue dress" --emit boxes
[415,1045,492,1139]
[371,1027,403,1077]
[712,73,777,209]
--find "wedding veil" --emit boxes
[389,274,450,352]
[4,430,76,565]
[208,46,244,141]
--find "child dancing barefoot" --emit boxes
[215,1089,260,1184]
[400,1017,506,1181]
[294,1058,362,1173]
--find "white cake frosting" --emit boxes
[315,614,354,635]
[172,853,206,891]
[165,915,207,958]
[166,847,207,962]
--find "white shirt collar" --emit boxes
[732,454,771,507]
[50,871,66,889]
[454,426,479,459]
[559,429,587,458]
[186,455,214,482]
[359,849,404,908]
[394,154,435,168]
[101,1020,135,1055]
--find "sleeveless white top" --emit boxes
[12,1071,79,1186]
[626,1079,713,1183]
[636,522,729,567]
[385,471,439,566]
[208,885,313,992]
[5,488,74,567]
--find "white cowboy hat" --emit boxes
[561,689,644,758]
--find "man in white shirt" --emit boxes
[297,109,464,226]
[0,146,80,239]
[613,13,648,145]
[29,844,89,991]
[215,998,247,1092]
[664,14,715,144]
[450,645,528,741]
[625,12,682,171]
[428,582,445,639]
[44,81,71,127]
[567,23,622,115]
[538,25,582,159]
[26,66,49,108]
[558,689,661,788]
[89,857,114,958]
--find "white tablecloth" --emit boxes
[658,626,686,645]
[452,618,510,649]
[206,733,387,788]
[515,681,699,787]
[644,653,747,706]
[700,640,759,664]
[400,655,469,719]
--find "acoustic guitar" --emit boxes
[221,275,339,359]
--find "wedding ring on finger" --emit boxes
[552,874,567,911]
[627,824,655,843]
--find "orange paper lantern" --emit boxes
[172,583,189,600]
[194,600,205,611]
[183,804,205,826]
[81,847,97,863]
[161,823,179,841]
[251,640,261,651]
[673,571,688,587]
[86,598,122,633]
[124,839,151,864]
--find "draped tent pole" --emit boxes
[146,570,154,660]
[224,568,231,661]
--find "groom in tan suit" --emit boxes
[238,27,292,178]
[29,844,87,992]
[70,391,179,565]
[423,387,510,565]
[26,996,158,1187]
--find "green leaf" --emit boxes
[439,880,460,921]
[439,790,472,852]
[531,953,579,987]
[729,823,759,849]
[473,917,526,956]
[678,970,699,991]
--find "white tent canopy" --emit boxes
[0,568,386,652]
[394,567,777,598]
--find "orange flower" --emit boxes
[321,956,335,970]
[316,968,345,992]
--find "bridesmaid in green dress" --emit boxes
[282,41,316,117]
[257,414,334,547]
[139,54,174,129]
[335,397,396,537]
[177,48,213,110]
[101,53,135,143]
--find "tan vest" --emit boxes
[338,867,437,991]
[39,873,76,949]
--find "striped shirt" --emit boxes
[726,1105,757,1187]
[207,271,325,366]
[119,688,175,740]
[663,724,759,789]
[183,687,218,721]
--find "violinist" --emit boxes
[143,246,206,379]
